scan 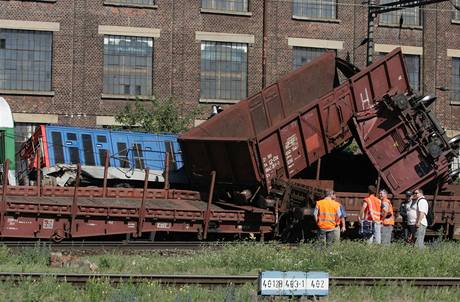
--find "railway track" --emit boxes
[0,241,225,252]
[0,273,458,287]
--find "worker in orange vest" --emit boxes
[314,189,341,245]
[359,185,382,244]
[380,189,394,244]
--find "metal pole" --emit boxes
[36,147,41,197]
[315,158,322,181]
[102,151,109,198]
[70,163,81,237]
[376,174,381,193]
[203,171,216,240]
[164,152,170,190]
[431,181,440,227]
[138,168,149,237]
[0,160,9,229]
[367,0,376,66]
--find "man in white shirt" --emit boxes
[413,189,429,248]
[405,193,418,243]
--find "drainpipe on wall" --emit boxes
[262,0,267,88]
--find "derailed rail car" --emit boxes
[179,49,458,197]
[0,49,459,241]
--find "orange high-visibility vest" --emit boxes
[364,194,381,222]
[316,199,340,230]
[381,198,395,226]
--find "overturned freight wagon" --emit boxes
[179,48,458,197]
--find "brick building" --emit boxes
[0,0,459,149]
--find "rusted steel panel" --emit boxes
[280,120,307,178]
[180,48,448,194]
[353,94,454,195]
[300,106,326,165]
[0,193,275,239]
[350,49,409,112]
[180,52,337,188]
[277,52,336,115]
[259,133,284,185]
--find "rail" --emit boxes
[0,241,225,251]
[0,273,458,287]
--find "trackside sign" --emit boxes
[258,271,329,296]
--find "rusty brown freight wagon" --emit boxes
[179,49,457,196]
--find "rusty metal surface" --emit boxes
[180,53,337,188]
[5,196,224,211]
[6,186,201,201]
[0,182,276,239]
[352,93,454,195]
[2,181,460,239]
[180,49,413,192]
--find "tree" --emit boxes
[115,97,202,134]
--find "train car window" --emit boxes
[69,147,80,164]
[117,142,130,168]
[133,143,145,169]
[82,134,96,166]
[99,149,109,167]
[97,135,107,143]
[51,132,65,164]
[165,141,177,171]
[67,133,77,141]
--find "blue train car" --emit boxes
[20,125,183,186]
[43,125,182,171]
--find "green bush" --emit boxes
[115,97,202,134]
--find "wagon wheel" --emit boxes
[277,208,305,243]
[51,229,65,243]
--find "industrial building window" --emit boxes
[455,0,460,20]
[103,35,153,96]
[379,0,420,26]
[200,41,248,101]
[105,0,155,6]
[0,29,52,92]
[293,47,333,69]
[292,0,337,19]
[404,54,420,92]
[453,57,460,103]
[201,0,249,12]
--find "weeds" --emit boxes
[0,241,459,276]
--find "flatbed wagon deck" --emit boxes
[0,186,275,240]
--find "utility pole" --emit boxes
[366,0,456,65]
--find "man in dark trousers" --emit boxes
[360,185,382,244]
[399,191,412,242]
[314,190,341,245]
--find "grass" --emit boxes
[1,241,460,301]
[0,280,459,302]
[1,241,460,276]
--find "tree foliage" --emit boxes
[115,97,201,134]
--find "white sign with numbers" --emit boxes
[258,271,329,296]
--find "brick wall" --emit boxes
[0,0,459,130]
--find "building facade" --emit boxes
[0,0,459,140]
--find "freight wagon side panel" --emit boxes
[180,139,260,186]
[350,49,410,112]
[353,99,453,194]
[256,83,355,189]
[182,52,337,140]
